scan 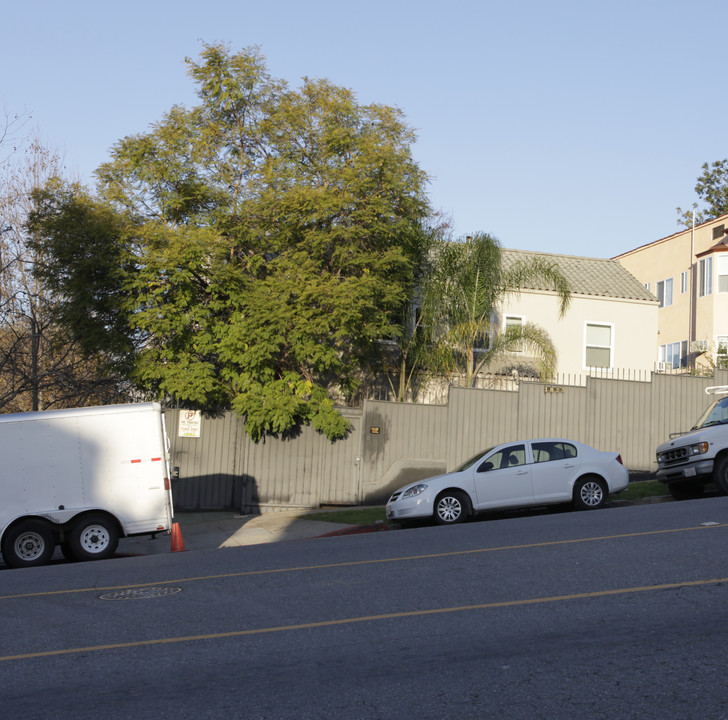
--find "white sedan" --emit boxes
[386,438,629,525]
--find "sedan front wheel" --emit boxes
[434,491,470,525]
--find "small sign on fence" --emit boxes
[178,410,201,438]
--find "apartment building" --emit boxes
[614,213,728,371]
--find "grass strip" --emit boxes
[303,480,672,525]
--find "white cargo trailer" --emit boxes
[0,402,174,568]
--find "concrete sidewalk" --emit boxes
[111,494,671,558]
[115,510,367,557]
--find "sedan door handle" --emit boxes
[516,470,528,475]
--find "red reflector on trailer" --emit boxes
[151,457,162,462]
[131,459,141,464]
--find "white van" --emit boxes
[655,386,728,500]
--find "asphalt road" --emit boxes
[2,498,728,719]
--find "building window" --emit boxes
[699,257,713,296]
[660,341,682,369]
[585,323,613,369]
[718,255,728,293]
[680,270,688,294]
[712,224,725,241]
[718,336,728,370]
[656,278,673,307]
[472,312,495,354]
[504,315,524,352]
[644,282,651,292]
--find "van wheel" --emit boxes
[714,456,728,494]
[668,480,704,501]
[1,519,56,568]
[67,514,119,561]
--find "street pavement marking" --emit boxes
[1,523,726,602]
[2,575,728,662]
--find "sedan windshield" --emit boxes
[453,448,494,472]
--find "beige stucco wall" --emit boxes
[496,290,659,377]
[616,214,728,368]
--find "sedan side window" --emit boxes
[532,441,577,462]
[479,444,526,471]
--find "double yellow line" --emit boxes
[3,575,728,662]
[3,523,725,601]
[2,523,726,662]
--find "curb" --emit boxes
[315,521,390,538]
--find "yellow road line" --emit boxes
[1,523,726,601]
[2,575,727,662]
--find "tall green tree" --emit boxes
[423,233,571,387]
[677,159,728,227]
[30,43,431,438]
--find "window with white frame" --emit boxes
[585,323,613,369]
[699,257,713,296]
[660,341,682,369]
[718,255,728,293]
[656,278,673,308]
[680,270,688,294]
[718,335,728,370]
[504,314,524,352]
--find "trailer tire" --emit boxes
[2,519,56,568]
[60,542,77,561]
[67,514,119,562]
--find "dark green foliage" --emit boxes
[27,180,137,372]
[29,44,431,440]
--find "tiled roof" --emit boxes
[502,248,656,302]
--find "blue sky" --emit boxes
[2,0,726,257]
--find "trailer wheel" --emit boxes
[60,543,77,561]
[67,514,119,562]
[1,519,56,568]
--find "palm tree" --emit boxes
[423,233,571,387]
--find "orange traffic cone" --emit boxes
[170,522,186,552]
